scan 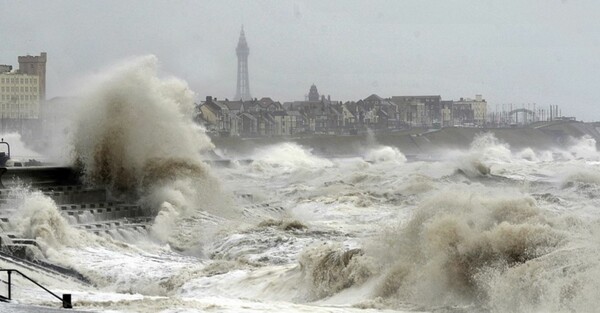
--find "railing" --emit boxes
[0,269,72,309]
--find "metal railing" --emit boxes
[0,269,72,308]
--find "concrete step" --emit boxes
[59,203,148,224]
[242,203,286,217]
[44,189,107,205]
[0,186,107,205]
[74,218,152,236]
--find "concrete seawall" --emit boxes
[211,121,600,156]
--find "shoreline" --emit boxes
[210,120,600,156]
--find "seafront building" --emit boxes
[452,95,487,127]
[0,72,40,119]
[197,79,489,137]
[0,52,46,137]
[18,52,47,101]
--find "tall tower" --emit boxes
[18,52,47,101]
[234,26,251,101]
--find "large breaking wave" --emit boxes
[67,56,236,251]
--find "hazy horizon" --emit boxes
[2,0,600,120]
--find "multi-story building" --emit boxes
[391,95,441,127]
[0,72,40,119]
[452,95,487,126]
[0,52,46,138]
[18,52,47,101]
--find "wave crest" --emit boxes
[72,55,213,195]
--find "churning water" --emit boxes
[4,57,600,313]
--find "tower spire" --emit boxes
[235,25,251,101]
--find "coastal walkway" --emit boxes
[0,303,92,312]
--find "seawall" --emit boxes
[211,121,600,157]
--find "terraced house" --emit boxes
[197,88,488,137]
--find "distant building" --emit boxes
[198,95,302,137]
[361,94,398,129]
[308,84,319,102]
[234,27,252,101]
[0,72,40,119]
[0,65,12,74]
[440,100,453,127]
[198,96,231,135]
[0,72,41,138]
[18,52,47,101]
[0,52,46,139]
[390,95,441,127]
[453,95,487,126]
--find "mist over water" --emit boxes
[0,132,42,160]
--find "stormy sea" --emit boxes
[2,57,600,313]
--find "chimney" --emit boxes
[206,96,212,102]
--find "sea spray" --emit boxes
[4,187,150,278]
[2,187,112,270]
[363,146,407,164]
[72,55,213,193]
[299,244,374,300]
[469,132,513,163]
[70,56,236,250]
[449,133,511,176]
[0,132,42,160]
[48,131,600,312]
[6,188,75,261]
[360,129,407,164]
[359,185,569,310]
[250,142,333,174]
[566,135,599,160]
[293,183,573,308]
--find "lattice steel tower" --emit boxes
[234,26,252,101]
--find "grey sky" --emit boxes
[2,0,600,120]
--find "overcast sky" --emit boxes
[2,0,600,120]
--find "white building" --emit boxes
[0,73,40,119]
